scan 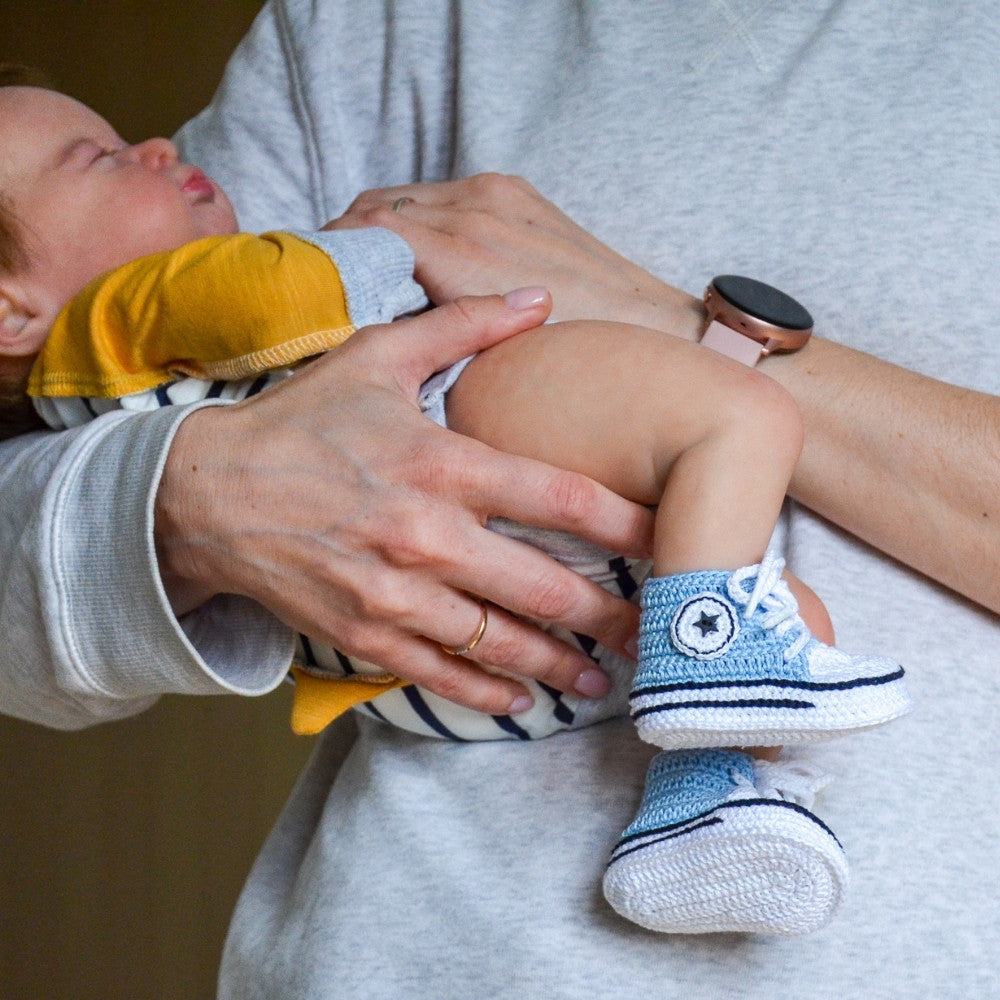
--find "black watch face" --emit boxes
[712,275,813,331]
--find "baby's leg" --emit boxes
[451,322,832,641]
[450,320,909,747]
[448,322,902,935]
[450,322,834,639]
[447,319,802,577]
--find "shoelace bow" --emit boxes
[730,756,832,809]
[727,552,810,662]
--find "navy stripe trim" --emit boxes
[297,637,358,678]
[491,715,533,740]
[245,375,270,397]
[610,817,725,864]
[609,556,638,599]
[631,665,905,699]
[362,700,389,723]
[571,631,601,663]
[335,650,357,676]
[632,697,815,720]
[403,687,467,741]
[608,797,841,865]
[539,682,575,725]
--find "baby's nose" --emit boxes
[129,136,180,171]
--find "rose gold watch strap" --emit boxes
[700,319,765,366]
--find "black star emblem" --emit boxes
[694,611,720,637]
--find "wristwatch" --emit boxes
[700,275,813,366]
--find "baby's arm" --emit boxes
[29,229,426,410]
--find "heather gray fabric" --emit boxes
[1,1,996,996]
[177,3,999,996]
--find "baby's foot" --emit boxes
[603,748,847,934]
[630,555,911,748]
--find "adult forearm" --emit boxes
[592,293,1000,612]
[764,337,1000,613]
[610,293,1000,612]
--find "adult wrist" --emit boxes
[625,285,703,344]
[154,401,233,616]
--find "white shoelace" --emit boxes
[730,755,833,809]
[727,553,811,662]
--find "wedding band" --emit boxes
[392,196,415,213]
[441,600,489,657]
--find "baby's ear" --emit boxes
[0,281,50,355]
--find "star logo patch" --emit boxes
[693,611,720,636]
[670,593,739,660]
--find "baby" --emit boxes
[0,78,911,935]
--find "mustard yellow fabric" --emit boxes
[28,232,358,398]
[289,666,408,735]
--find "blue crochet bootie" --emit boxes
[602,748,848,935]
[630,554,911,748]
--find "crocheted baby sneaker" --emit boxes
[629,554,911,748]
[602,748,848,935]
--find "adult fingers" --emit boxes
[272,564,613,715]
[336,291,553,395]
[442,516,645,659]
[327,420,652,656]
[338,172,546,216]
[414,587,621,701]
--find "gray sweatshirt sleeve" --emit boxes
[0,403,292,730]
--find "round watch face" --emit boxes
[711,275,813,332]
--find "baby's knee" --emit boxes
[718,367,804,462]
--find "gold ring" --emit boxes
[392,196,415,213]
[441,600,489,657]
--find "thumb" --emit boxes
[370,288,552,390]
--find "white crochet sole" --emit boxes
[630,667,911,749]
[603,799,848,935]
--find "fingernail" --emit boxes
[502,286,549,310]
[574,667,611,699]
[624,633,639,660]
[509,694,534,714]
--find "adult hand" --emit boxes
[154,292,654,716]
[330,178,1000,616]
[325,173,704,337]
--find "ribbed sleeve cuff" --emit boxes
[45,402,294,710]
[290,227,428,325]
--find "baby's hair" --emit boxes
[0,62,52,87]
[0,63,53,439]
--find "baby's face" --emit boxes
[0,86,238,317]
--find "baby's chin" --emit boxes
[198,204,240,237]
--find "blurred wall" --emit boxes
[0,0,263,139]
[0,4,323,998]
